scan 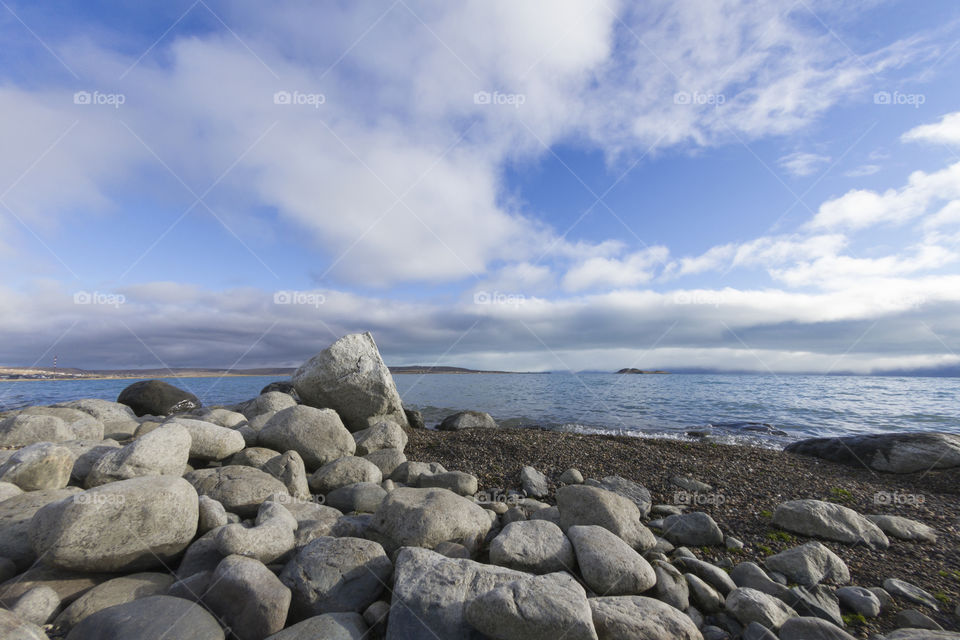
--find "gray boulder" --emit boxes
[292,332,409,431]
[785,584,843,626]
[386,547,526,640]
[784,432,960,473]
[325,482,387,513]
[894,608,943,630]
[652,559,689,610]
[0,609,47,640]
[883,577,940,609]
[198,495,230,533]
[53,572,174,633]
[686,574,724,614]
[465,572,598,640]
[725,587,798,631]
[116,380,200,417]
[64,595,223,639]
[368,487,492,554]
[659,512,724,546]
[0,481,23,501]
[192,407,248,428]
[363,600,390,637]
[772,499,889,548]
[240,392,297,419]
[9,586,60,626]
[205,555,291,639]
[280,536,391,619]
[184,465,288,517]
[0,563,115,607]
[0,488,82,570]
[214,500,297,564]
[418,470,478,496]
[764,541,850,586]
[259,406,356,469]
[589,595,704,640]
[778,616,856,639]
[30,476,199,572]
[489,520,575,574]
[521,466,550,498]
[836,585,881,617]
[556,485,656,551]
[363,449,406,476]
[265,612,368,639]
[61,440,120,485]
[85,423,190,487]
[559,468,584,484]
[353,421,407,455]
[389,460,446,484]
[674,556,737,595]
[0,442,74,490]
[568,524,655,595]
[52,399,135,425]
[438,410,496,430]
[309,456,382,494]
[262,450,310,499]
[165,417,245,461]
[743,621,778,640]
[583,476,652,518]
[730,562,793,601]
[865,514,937,543]
[228,446,282,468]
[0,410,103,446]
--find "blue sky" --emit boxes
[1,0,960,373]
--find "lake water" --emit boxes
[1,373,958,447]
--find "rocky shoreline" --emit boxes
[0,331,958,639]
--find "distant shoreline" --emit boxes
[0,365,547,381]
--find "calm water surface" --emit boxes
[1,373,957,447]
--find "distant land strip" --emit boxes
[0,365,546,380]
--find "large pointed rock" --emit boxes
[292,332,408,431]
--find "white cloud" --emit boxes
[779,151,831,177]
[0,0,948,287]
[562,246,669,291]
[902,111,960,145]
[808,161,960,230]
[771,244,958,288]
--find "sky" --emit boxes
[1,0,960,374]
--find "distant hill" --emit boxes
[0,367,295,380]
[389,365,546,374]
[616,368,670,374]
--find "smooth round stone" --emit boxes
[64,595,224,639]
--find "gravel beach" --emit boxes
[407,426,960,636]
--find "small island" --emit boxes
[615,368,670,374]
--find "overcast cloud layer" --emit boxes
[1,0,959,374]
